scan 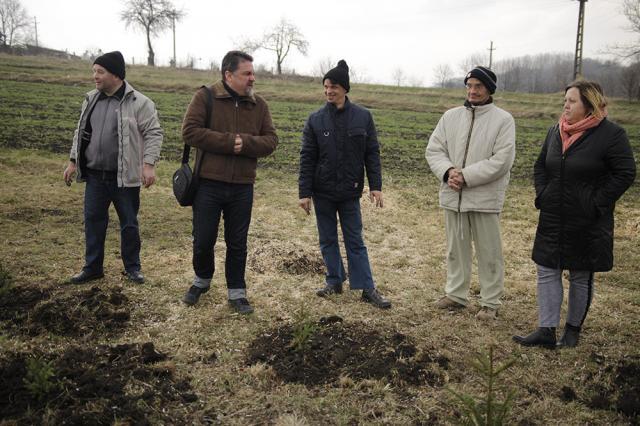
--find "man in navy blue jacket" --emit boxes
[298,60,390,309]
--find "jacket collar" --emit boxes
[325,96,351,113]
[211,80,256,104]
[464,96,495,115]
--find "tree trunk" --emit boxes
[146,28,155,66]
[276,60,282,75]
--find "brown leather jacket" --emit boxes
[182,80,278,184]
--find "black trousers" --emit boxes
[192,179,253,289]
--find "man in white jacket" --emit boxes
[426,66,515,320]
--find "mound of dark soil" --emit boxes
[246,316,449,387]
[582,354,640,422]
[0,284,51,322]
[0,285,130,337]
[0,342,197,425]
[249,242,325,275]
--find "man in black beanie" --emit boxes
[63,51,163,285]
[298,60,391,309]
[426,66,515,321]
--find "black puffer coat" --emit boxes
[532,118,636,271]
[299,98,382,201]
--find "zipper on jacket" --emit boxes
[231,99,238,180]
[559,149,566,267]
[118,90,133,186]
[458,108,476,212]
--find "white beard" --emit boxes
[245,86,254,97]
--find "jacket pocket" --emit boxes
[534,185,548,209]
[573,182,598,219]
[347,127,367,153]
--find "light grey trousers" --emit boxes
[536,264,594,328]
[444,210,504,309]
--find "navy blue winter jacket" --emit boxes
[298,98,382,201]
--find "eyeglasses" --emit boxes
[466,83,485,90]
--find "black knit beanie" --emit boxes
[323,59,350,92]
[94,51,126,80]
[464,66,497,94]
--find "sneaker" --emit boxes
[361,288,391,309]
[476,306,498,321]
[316,283,343,297]
[182,285,209,306]
[124,270,145,284]
[434,296,465,310]
[228,298,254,315]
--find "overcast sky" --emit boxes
[20,0,637,86]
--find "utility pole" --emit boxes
[488,40,496,69]
[171,15,176,67]
[573,0,588,80]
[33,16,38,48]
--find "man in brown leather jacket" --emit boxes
[181,50,278,314]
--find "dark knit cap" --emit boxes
[464,66,497,94]
[94,51,126,80]
[323,59,350,92]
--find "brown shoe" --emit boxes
[476,306,498,321]
[435,296,465,310]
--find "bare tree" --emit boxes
[622,0,640,56]
[242,18,308,75]
[620,61,640,100]
[120,0,183,66]
[313,56,334,78]
[458,52,488,75]
[433,63,453,88]
[392,67,405,87]
[0,0,29,47]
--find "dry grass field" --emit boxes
[0,54,638,425]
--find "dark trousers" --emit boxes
[313,196,374,290]
[192,179,253,289]
[83,170,141,274]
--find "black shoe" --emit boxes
[124,270,145,284]
[70,270,104,284]
[182,285,209,306]
[361,288,391,309]
[557,324,581,348]
[228,298,254,315]
[513,327,557,348]
[316,283,343,297]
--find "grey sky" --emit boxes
[20,0,636,86]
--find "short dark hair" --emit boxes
[221,50,253,80]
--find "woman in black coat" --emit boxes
[513,80,636,348]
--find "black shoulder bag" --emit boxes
[172,86,213,206]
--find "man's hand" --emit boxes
[234,134,243,154]
[370,190,384,208]
[299,197,312,215]
[142,163,156,188]
[447,168,465,192]
[63,161,77,186]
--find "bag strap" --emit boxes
[181,85,213,165]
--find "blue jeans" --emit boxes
[83,170,141,274]
[313,196,374,290]
[192,179,253,289]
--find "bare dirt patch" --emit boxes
[0,285,130,337]
[246,316,449,387]
[0,342,197,425]
[249,240,325,275]
[576,353,640,422]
